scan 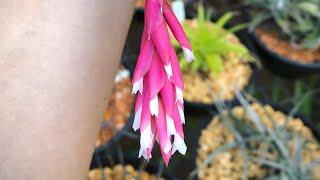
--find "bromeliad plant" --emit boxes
[171,5,256,103]
[131,0,195,165]
[191,91,320,179]
[245,0,320,49]
[174,5,254,76]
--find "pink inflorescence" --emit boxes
[132,0,195,166]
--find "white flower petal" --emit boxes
[132,78,143,94]
[171,134,187,155]
[163,141,172,154]
[150,95,159,117]
[164,62,173,79]
[139,142,152,160]
[138,146,146,158]
[182,46,196,63]
[133,107,142,131]
[178,105,185,124]
[175,86,184,104]
[166,114,176,135]
[140,123,153,149]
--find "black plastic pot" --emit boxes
[120,8,144,74]
[94,115,134,154]
[90,152,175,180]
[250,30,320,78]
[191,103,320,180]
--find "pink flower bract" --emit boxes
[132,0,195,166]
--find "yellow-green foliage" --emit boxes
[174,5,253,75]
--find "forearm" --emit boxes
[0,0,134,179]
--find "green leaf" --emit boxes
[215,12,233,29]
[197,3,205,26]
[298,2,320,17]
[227,23,248,33]
[179,58,189,72]
[248,13,271,31]
[204,54,223,74]
[176,4,255,73]
[302,31,320,49]
[190,58,201,72]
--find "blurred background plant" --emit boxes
[245,0,320,49]
[191,90,320,179]
[173,4,254,76]
[253,74,320,125]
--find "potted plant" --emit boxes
[245,0,320,77]
[173,5,258,110]
[192,96,320,179]
[95,65,135,148]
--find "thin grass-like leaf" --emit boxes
[227,23,248,33]
[188,135,267,180]
[215,12,233,28]
[240,144,249,180]
[287,89,320,120]
[156,161,164,180]
[249,156,297,179]
[293,135,304,172]
[234,88,266,133]
[305,159,320,171]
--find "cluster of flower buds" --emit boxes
[132,0,195,165]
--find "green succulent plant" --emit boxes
[245,0,320,49]
[173,5,254,76]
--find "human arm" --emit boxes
[0,0,134,179]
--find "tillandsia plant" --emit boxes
[131,0,195,165]
[245,0,320,49]
[173,5,253,76]
[192,90,320,179]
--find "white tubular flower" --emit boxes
[150,95,159,117]
[171,134,187,155]
[182,46,196,63]
[164,62,173,79]
[132,78,143,94]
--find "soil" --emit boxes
[183,61,252,103]
[183,32,253,104]
[95,66,135,147]
[196,103,320,179]
[89,164,165,180]
[256,28,320,64]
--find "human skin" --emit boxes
[0,0,134,179]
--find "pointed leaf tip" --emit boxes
[182,46,196,63]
